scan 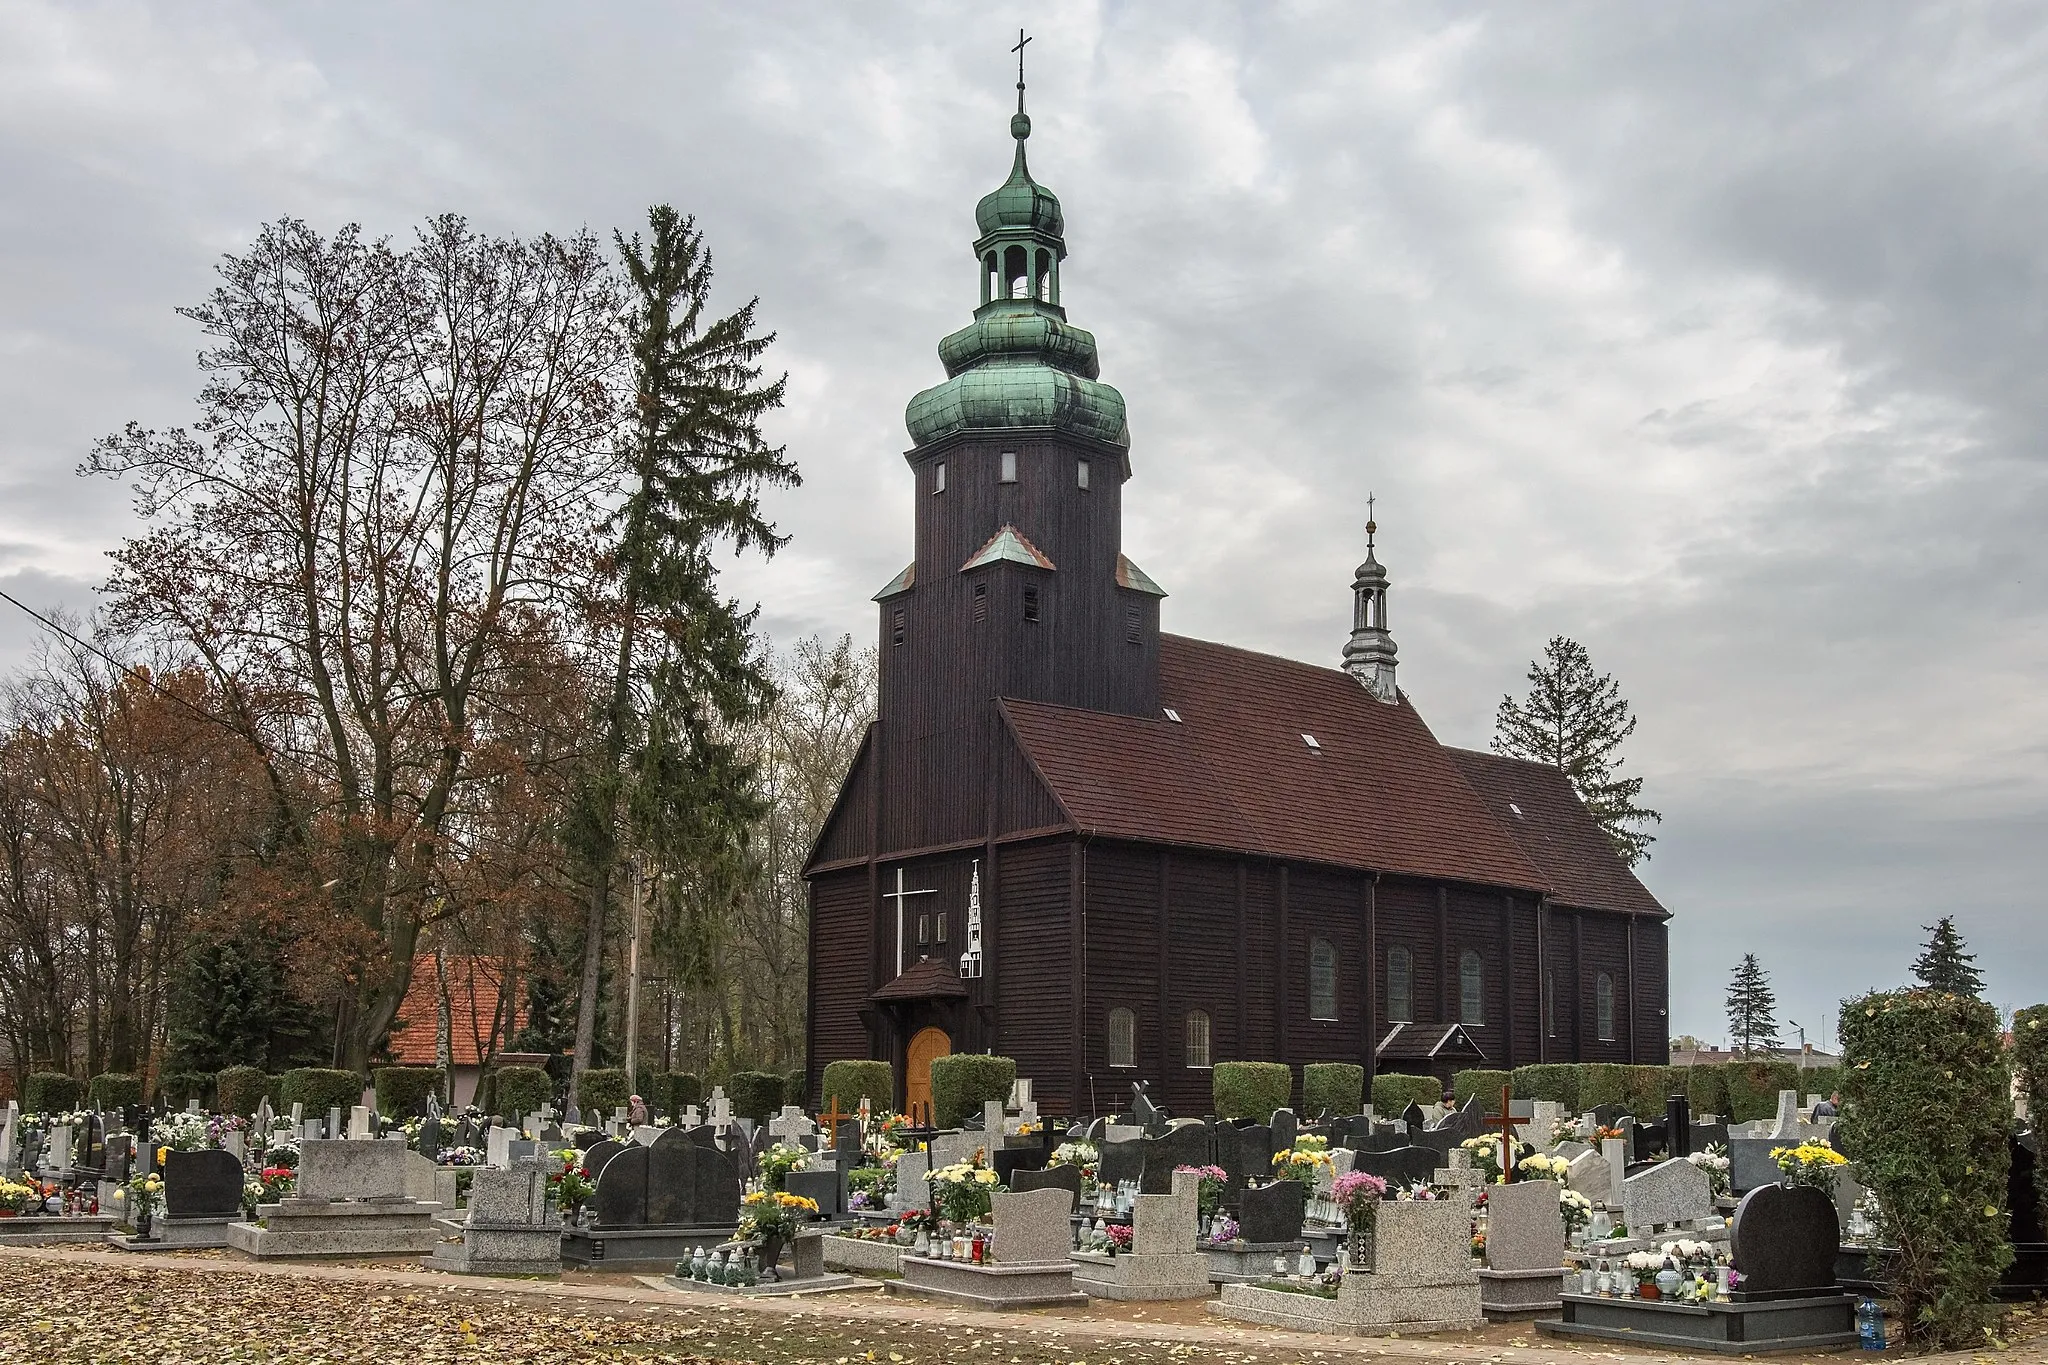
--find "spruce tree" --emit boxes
[1493,635,1662,864]
[566,205,797,1079]
[1909,916,1985,997]
[1725,954,1782,1057]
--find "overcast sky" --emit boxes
[3,1,2043,1045]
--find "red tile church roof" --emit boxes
[1000,635,1557,894]
[1445,748,1667,917]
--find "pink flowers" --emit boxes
[1106,1223,1133,1251]
[1332,1171,1388,1203]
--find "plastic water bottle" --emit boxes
[1857,1297,1885,1350]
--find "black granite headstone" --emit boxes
[1429,1096,1489,1143]
[1139,1120,1212,1194]
[1269,1108,1298,1156]
[992,1140,1047,1186]
[1239,1179,1306,1244]
[1132,1082,1168,1138]
[1631,1120,1669,1163]
[1351,1145,1440,1192]
[417,1116,445,1163]
[1010,1163,1081,1211]
[784,1168,840,1218]
[163,1148,246,1219]
[1666,1095,1693,1160]
[1083,1117,1107,1142]
[1728,1183,1840,1298]
[1214,1123,1272,1209]
[1400,1101,1427,1133]
[1591,1103,1622,1129]
[591,1144,651,1226]
[1689,1122,1730,1157]
[582,1138,626,1179]
[1097,1136,1145,1189]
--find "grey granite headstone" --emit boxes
[1238,1179,1306,1245]
[1729,1136,1782,1194]
[1484,1178,1565,1271]
[1728,1183,1839,1297]
[465,1162,550,1226]
[163,1148,245,1218]
[1565,1149,1612,1205]
[296,1138,407,1201]
[1768,1089,1802,1139]
[890,1150,930,1212]
[1621,1156,1713,1231]
[989,1186,1075,1265]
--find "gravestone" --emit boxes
[1082,1116,1107,1142]
[1480,1178,1569,1318]
[1214,1123,1272,1208]
[417,1116,445,1163]
[1139,1119,1211,1195]
[1727,1183,1840,1298]
[581,1139,626,1181]
[1768,1089,1802,1139]
[889,1150,930,1213]
[1430,1097,1490,1144]
[1096,1136,1145,1190]
[767,1106,816,1144]
[1238,1179,1306,1245]
[226,1138,441,1258]
[989,1186,1077,1265]
[1728,1136,1782,1194]
[347,1105,371,1140]
[1132,1083,1167,1137]
[589,1129,741,1229]
[163,1148,245,1218]
[1689,1121,1730,1157]
[784,1168,840,1219]
[1400,1101,1427,1133]
[927,1130,985,1173]
[1602,1136,1629,1200]
[1564,1150,1612,1205]
[430,1161,562,1276]
[486,1124,514,1168]
[1009,1163,1080,1211]
[297,1138,407,1201]
[1352,1145,1440,1193]
[1621,1157,1713,1232]
[1269,1108,1298,1156]
[1074,1167,1210,1300]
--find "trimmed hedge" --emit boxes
[1722,1059,1800,1123]
[24,1072,82,1115]
[728,1071,784,1124]
[160,1071,216,1110]
[1840,988,2013,1349]
[279,1067,362,1117]
[372,1066,442,1118]
[1371,1072,1442,1115]
[661,1072,703,1119]
[1625,1065,1686,1115]
[576,1067,630,1118]
[216,1065,271,1117]
[1798,1065,1842,1104]
[931,1054,1016,1130]
[821,1060,893,1115]
[1213,1062,1292,1122]
[1577,1063,1632,1112]
[1685,1063,1730,1118]
[88,1073,144,1110]
[1511,1064,1581,1113]
[1452,1069,1513,1112]
[2016,1005,2048,1226]
[493,1065,553,1118]
[1302,1063,1364,1118]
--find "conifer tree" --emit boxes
[1909,916,1985,997]
[566,205,797,1079]
[1492,635,1662,864]
[1725,953,1781,1057]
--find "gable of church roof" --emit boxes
[1445,747,1666,917]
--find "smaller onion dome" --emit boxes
[975,120,1064,240]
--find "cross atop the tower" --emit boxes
[1012,28,1032,88]
[1366,491,1377,548]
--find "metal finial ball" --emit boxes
[1011,111,1031,140]
[1366,519,1377,536]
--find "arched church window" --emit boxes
[1596,973,1615,1041]
[1185,1011,1211,1068]
[1387,945,1413,1023]
[1309,938,1338,1021]
[1108,1007,1136,1068]
[1460,950,1484,1026]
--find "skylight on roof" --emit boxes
[1301,733,1321,750]
[1163,708,1182,723]
[1508,802,1524,817]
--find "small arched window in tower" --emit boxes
[891,607,906,647]
[1185,1010,1212,1068]
[984,252,998,305]
[1460,950,1484,1027]
[1022,586,1040,624]
[1000,450,1018,483]
[1005,244,1029,299]
[1035,248,1052,302]
[972,581,988,622]
[934,910,947,944]
[1309,937,1338,1021]
[933,460,946,494]
[1076,458,1090,490]
[1596,973,1615,1041]
[1108,1007,1136,1068]
[1387,945,1413,1023]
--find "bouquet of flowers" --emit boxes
[928,1155,1001,1224]
[1460,1134,1509,1182]
[875,1112,915,1151]
[1625,1249,1668,1285]
[758,1142,811,1192]
[157,1111,212,1153]
[1515,1151,1570,1183]
[738,1189,820,1239]
[1271,1145,1334,1188]
[243,1166,296,1214]
[1393,1181,1441,1201]
[0,1176,40,1215]
[126,1171,165,1222]
[1559,1188,1594,1236]
[549,1154,593,1212]
[1205,1214,1240,1246]
[1331,1171,1388,1230]
[259,1132,300,1171]
[1174,1164,1228,1217]
[437,1145,485,1168]
[847,1165,894,1211]
[1687,1143,1732,1198]
[1049,1140,1099,1184]
[1771,1141,1847,1192]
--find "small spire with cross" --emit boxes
[1010,29,1034,138]
[1366,491,1377,550]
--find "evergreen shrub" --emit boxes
[1685,1063,1730,1118]
[661,1072,703,1119]
[1839,988,2013,1349]
[1721,1059,1800,1123]
[493,1065,552,1118]
[1578,1063,1632,1111]
[25,1072,82,1114]
[1452,1069,1513,1111]
[821,1060,893,1114]
[1800,1065,1843,1104]
[88,1073,143,1110]
[1302,1063,1364,1117]
[930,1054,1017,1130]
[279,1067,360,1116]
[1511,1064,1581,1113]
[1371,1072,1442,1115]
[2012,1005,2048,1227]
[575,1067,630,1118]
[1212,1062,1292,1122]
[728,1071,784,1123]
[216,1065,270,1117]
[160,1072,216,1110]
[371,1066,442,1118]
[1624,1065,1686,1114]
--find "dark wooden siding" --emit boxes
[809,869,874,1090]
[1160,852,1239,1114]
[1509,895,1543,1067]
[1446,888,1505,1064]
[1576,909,1633,1062]
[811,730,875,867]
[1285,866,1367,1076]
[1376,878,1440,1033]
[995,839,1073,1113]
[1241,864,1278,1059]
[1081,842,1160,1113]
[1633,916,1670,1063]
[995,720,1068,835]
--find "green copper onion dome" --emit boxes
[906,83,1127,451]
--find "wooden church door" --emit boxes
[905,1026,951,1116]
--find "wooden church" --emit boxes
[804,76,1670,1120]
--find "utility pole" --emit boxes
[626,853,644,1094]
